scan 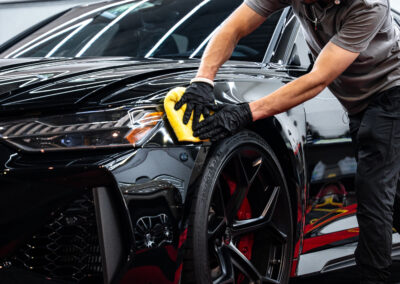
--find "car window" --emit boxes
[1,0,282,62]
[189,9,283,61]
[270,12,313,68]
[288,28,312,67]
[270,11,299,65]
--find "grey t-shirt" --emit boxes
[244,0,400,114]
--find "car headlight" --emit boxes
[0,106,163,152]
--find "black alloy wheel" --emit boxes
[183,131,293,284]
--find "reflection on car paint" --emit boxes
[311,157,357,182]
[299,181,400,276]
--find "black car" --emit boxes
[0,1,399,283]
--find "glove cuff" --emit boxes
[239,103,253,124]
[190,77,214,87]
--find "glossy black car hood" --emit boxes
[0,57,202,116]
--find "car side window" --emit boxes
[231,10,283,62]
[188,9,283,62]
[270,13,312,69]
[269,11,297,64]
[289,28,312,67]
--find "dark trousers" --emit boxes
[349,86,400,284]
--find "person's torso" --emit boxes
[291,0,400,114]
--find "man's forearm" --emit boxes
[194,3,267,81]
[249,72,327,121]
[249,42,360,121]
[196,28,240,81]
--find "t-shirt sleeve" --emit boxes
[244,0,291,18]
[330,2,388,53]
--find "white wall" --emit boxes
[392,0,400,11]
[0,0,103,45]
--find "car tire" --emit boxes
[182,130,293,284]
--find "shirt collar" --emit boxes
[309,0,339,12]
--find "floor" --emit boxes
[291,260,400,284]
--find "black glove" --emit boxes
[174,82,216,129]
[193,103,253,142]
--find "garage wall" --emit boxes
[0,0,103,45]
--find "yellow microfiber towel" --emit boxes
[164,87,208,142]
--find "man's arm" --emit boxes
[249,42,360,120]
[196,3,267,81]
[174,3,267,127]
[193,42,359,141]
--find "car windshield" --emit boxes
[1,0,282,62]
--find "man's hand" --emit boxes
[174,81,216,128]
[193,103,252,142]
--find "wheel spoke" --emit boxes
[225,191,247,224]
[232,216,268,237]
[232,218,287,244]
[216,178,228,219]
[213,245,235,284]
[225,154,259,223]
[208,218,226,240]
[231,186,282,237]
[232,153,249,186]
[248,157,263,186]
[261,186,280,220]
[266,222,287,244]
[226,243,262,282]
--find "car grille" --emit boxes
[10,194,103,283]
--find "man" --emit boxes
[175,0,400,283]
